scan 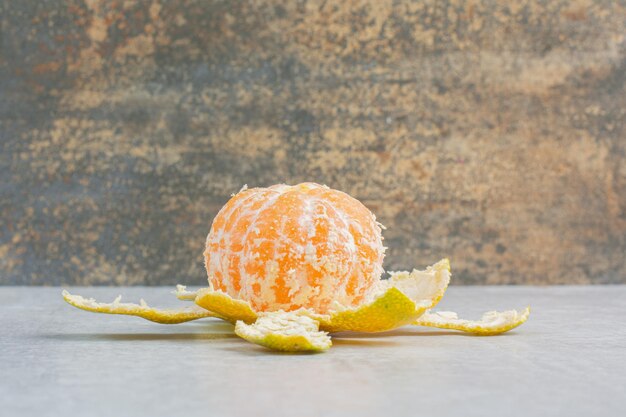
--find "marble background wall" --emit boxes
[1,0,625,285]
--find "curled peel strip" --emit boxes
[413,307,531,335]
[318,258,451,333]
[387,258,451,310]
[62,290,214,324]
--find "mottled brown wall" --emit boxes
[1,0,625,286]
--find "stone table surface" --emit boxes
[1,286,625,417]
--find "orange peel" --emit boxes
[62,290,214,324]
[317,258,451,333]
[235,311,332,352]
[62,183,530,352]
[413,307,531,335]
[194,288,258,324]
[173,284,199,301]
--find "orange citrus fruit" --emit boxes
[203,183,385,314]
[63,182,529,353]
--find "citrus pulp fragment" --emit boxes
[413,307,530,335]
[62,290,214,324]
[235,311,332,352]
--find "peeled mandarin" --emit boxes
[203,183,385,314]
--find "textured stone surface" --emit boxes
[1,286,625,417]
[0,0,625,285]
